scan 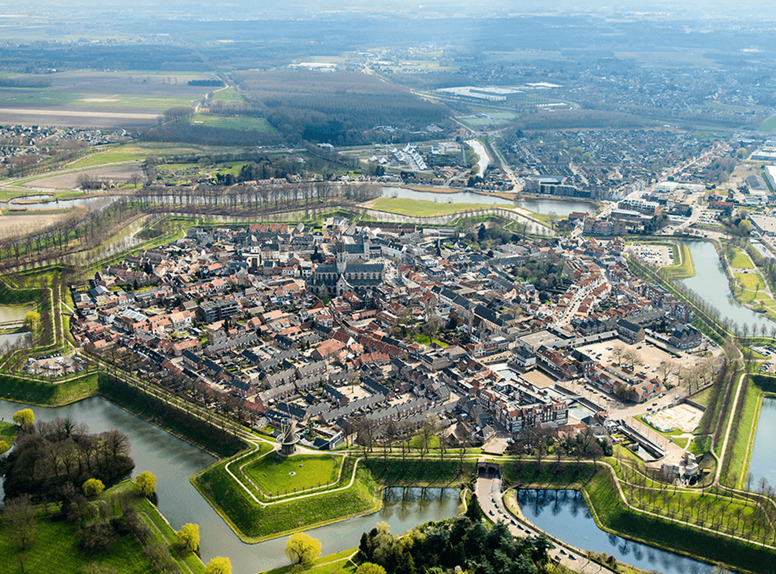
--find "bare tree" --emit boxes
[4,494,38,551]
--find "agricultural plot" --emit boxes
[0,72,211,128]
[23,164,144,190]
[211,87,245,103]
[189,114,277,133]
[458,111,517,128]
[68,143,237,169]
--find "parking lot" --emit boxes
[577,339,701,384]
[562,338,722,420]
[626,243,673,267]
[26,352,87,377]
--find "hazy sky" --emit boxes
[2,0,774,20]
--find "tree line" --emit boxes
[2,414,134,501]
[135,181,381,214]
[359,516,552,574]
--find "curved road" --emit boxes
[476,476,615,574]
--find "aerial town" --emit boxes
[4,5,776,574]
[68,217,717,479]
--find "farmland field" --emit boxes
[211,87,245,103]
[190,114,277,133]
[23,164,144,190]
[0,71,211,128]
[67,143,240,169]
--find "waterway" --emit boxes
[680,241,772,330]
[465,139,491,175]
[516,489,716,574]
[0,303,33,324]
[381,186,597,215]
[0,397,458,574]
[746,396,776,490]
[1,195,113,210]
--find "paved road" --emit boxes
[476,476,615,574]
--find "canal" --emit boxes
[517,489,717,574]
[0,397,458,574]
[680,241,772,330]
[746,396,776,491]
[381,187,598,216]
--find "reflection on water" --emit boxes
[1,195,114,210]
[0,304,33,324]
[517,489,716,574]
[0,398,458,574]
[380,187,597,215]
[680,241,772,329]
[746,397,776,491]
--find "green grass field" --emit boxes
[72,95,195,109]
[671,437,689,449]
[729,249,754,269]
[722,376,761,488]
[190,114,277,133]
[0,372,99,406]
[370,197,510,217]
[211,87,245,103]
[67,143,236,169]
[244,454,343,495]
[0,480,205,574]
[0,89,81,106]
[758,115,776,132]
[690,386,714,407]
[193,460,380,541]
[735,272,765,292]
[0,517,155,574]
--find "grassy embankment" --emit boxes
[0,480,205,574]
[722,374,776,489]
[720,242,776,320]
[193,455,473,542]
[0,372,99,406]
[502,461,775,574]
[655,241,695,280]
[192,458,380,542]
[258,549,358,574]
